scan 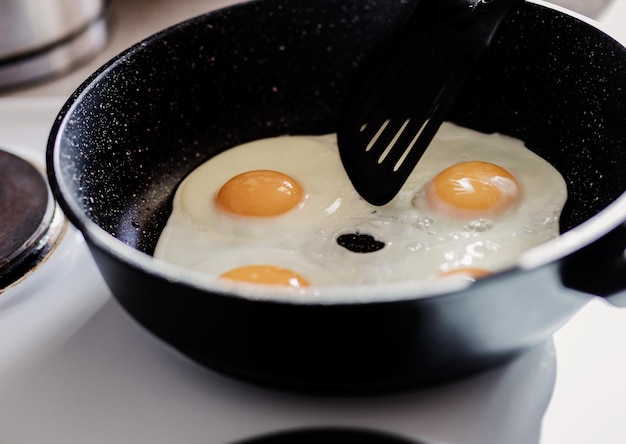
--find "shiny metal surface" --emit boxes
[0,0,105,58]
[0,0,109,89]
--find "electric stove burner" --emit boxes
[0,148,66,291]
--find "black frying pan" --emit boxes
[47,0,626,392]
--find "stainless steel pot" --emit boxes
[0,0,109,89]
[47,0,626,392]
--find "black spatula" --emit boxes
[337,0,524,206]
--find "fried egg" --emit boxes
[154,123,568,290]
[172,135,347,242]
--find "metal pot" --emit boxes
[0,0,109,89]
[47,0,626,392]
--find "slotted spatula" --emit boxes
[337,0,525,206]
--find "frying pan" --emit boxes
[47,0,626,392]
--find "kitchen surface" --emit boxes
[1,1,626,443]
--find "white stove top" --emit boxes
[2,3,626,443]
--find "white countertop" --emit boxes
[1,1,626,444]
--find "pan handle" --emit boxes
[559,222,626,306]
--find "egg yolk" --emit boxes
[426,161,519,218]
[215,170,303,217]
[219,264,310,288]
[439,267,492,281]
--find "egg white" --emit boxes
[189,246,343,287]
[175,135,350,240]
[154,123,568,289]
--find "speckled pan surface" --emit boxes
[52,0,626,252]
[47,0,626,391]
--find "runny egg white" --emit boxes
[153,122,568,290]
